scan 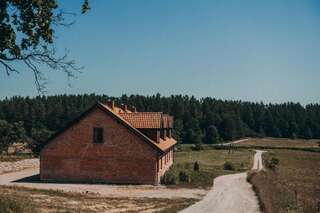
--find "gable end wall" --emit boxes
[40,107,158,184]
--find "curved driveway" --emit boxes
[180,150,265,213]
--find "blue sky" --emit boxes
[1,0,320,104]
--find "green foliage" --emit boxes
[0,0,88,92]
[193,161,200,171]
[291,133,297,140]
[0,94,320,149]
[81,0,91,13]
[160,169,177,185]
[0,120,26,153]
[266,157,280,170]
[179,171,190,183]
[223,161,235,170]
[204,125,220,144]
[193,143,203,151]
[30,127,54,154]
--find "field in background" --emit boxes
[167,149,254,187]
[235,138,319,148]
[248,149,320,213]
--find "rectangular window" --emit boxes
[93,127,104,143]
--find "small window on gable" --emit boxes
[93,127,104,143]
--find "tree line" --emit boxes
[0,94,319,153]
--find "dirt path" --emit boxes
[0,166,206,199]
[252,150,266,170]
[180,150,265,213]
[0,159,39,174]
[215,138,249,146]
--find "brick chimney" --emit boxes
[120,104,128,112]
[131,106,137,113]
[106,100,115,109]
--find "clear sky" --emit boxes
[1,0,320,104]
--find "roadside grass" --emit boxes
[0,153,34,162]
[0,191,36,213]
[248,149,320,213]
[163,149,253,188]
[0,186,197,213]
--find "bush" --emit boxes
[240,162,245,168]
[193,161,200,171]
[179,171,190,183]
[266,157,280,170]
[291,133,297,140]
[223,161,235,170]
[160,171,177,185]
[193,143,203,151]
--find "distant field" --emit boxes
[248,149,320,213]
[235,138,319,148]
[169,149,254,187]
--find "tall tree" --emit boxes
[203,125,220,144]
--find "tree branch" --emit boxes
[0,48,82,94]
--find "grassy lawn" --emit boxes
[0,186,197,213]
[248,149,320,213]
[163,149,254,188]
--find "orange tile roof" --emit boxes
[158,137,177,151]
[100,103,176,152]
[118,112,162,129]
[111,106,132,114]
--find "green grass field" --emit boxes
[248,149,320,213]
[165,149,254,188]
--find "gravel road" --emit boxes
[215,138,249,146]
[180,150,265,213]
[0,164,206,199]
[0,159,39,175]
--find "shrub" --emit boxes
[223,161,235,170]
[193,161,200,171]
[160,171,177,185]
[193,143,203,151]
[179,171,190,183]
[291,133,297,140]
[266,157,280,170]
[240,162,245,168]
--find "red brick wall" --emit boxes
[40,107,159,184]
[157,148,174,182]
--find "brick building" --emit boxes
[40,101,176,185]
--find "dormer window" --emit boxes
[93,127,104,143]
